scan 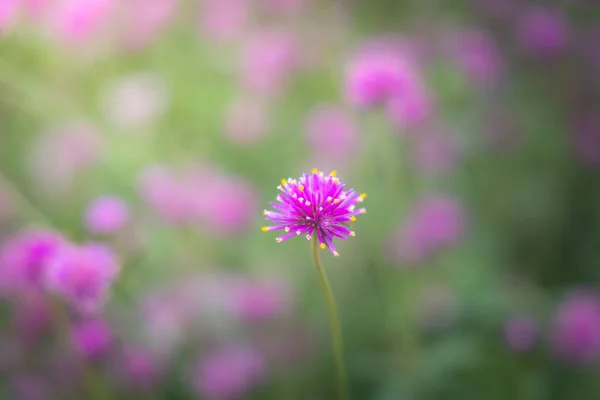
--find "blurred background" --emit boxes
[1,0,600,399]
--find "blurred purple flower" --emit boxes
[0,230,64,296]
[119,0,176,51]
[516,6,569,56]
[445,28,503,85]
[305,105,360,167]
[239,29,299,95]
[504,315,536,352]
[551,290,600,364]
[262,169,366,256]
[138,165,194,224]
[571,113,600,167]
[102,73,169,129]
[191,346,266,400]
[44,242,120,313]
[386,86,433,130]
[121,346,162,390]
[10,373,51,400]
[13,292,53,345]
[199,0,249,42]
[387,195,465,264]
[0,0,18,32]
[30,121,103,194]
[231,279,291,321]
[70,319,113,360]
[344,43,423,109]
[84,195,130,234]
[223,97,270,145]
[191,169,259,235]
[47,0,115,46]
[412,131,459,174]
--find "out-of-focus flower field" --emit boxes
[1,0,600,399]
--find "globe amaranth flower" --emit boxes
[261,168,366,256]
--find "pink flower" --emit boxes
[121,346,163,389]
[30,121,103,194]
[387,195,465,264]
[445,28,503,85]
[84,195,130,234]
[344,44,422,108]
[191,346,266,400]
[13,292,53,345]
[412,131,459,174]
[516,6,570,56]
[70,319,113,360]
[47,0,115,46]
[551,290,600,364]
[119,0,177,51]
[571,113,600,167]
[199,0,249,42]
[0,230,64,296]
[239,29,298,95]
[386,88,433,130]
[44,243,120,313]
[231,279,291,321]
[305,105,359,161]
[504,315,536,352]
[0,0,19,32]
[223,97,270,145]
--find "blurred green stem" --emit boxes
[311,234,349,400]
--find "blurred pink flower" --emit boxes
[47,0,115,45]
[70,319,113,360]
[121,346,163,390]
[10,373,51,400]
[387,195,465,264]
[239,29,298,95]
[44,242,120,313]
[13,292,53,345]
[387,88,433,130]
[445,28,503,85]
[412,131,459,174]
[516,6,570,56]
[119,0,177,51]
[102,73,169,129]
[571,113,600,167]
[231,279,291,321]
[344,43,423,109]
[191,346,266,400]
[305,105,359,164]
[223,97,270,145]
[30,121,103,194]
[0,0,19,32]
[504,315,536,352]
[84,195,130,234]
[0,230,64,297]
[552,290,600,364]
[199,0,249,42]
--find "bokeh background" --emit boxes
[1,0,600,399]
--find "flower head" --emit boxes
[262,169,365,256]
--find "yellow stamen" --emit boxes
[330,170,337,176]
[312,168,318,174]
[263,210,269,215]
[261,226,269,232]
[284,227,290,232]
[360,193,367,200]
[350,231,355,237]
[333,251,340,257]
[350,216,356,222]
[320,243,326,249]
[333,199,340,204]
[281,179,287,185]
[298,185,304,191]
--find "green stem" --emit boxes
[311,235,349,400]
